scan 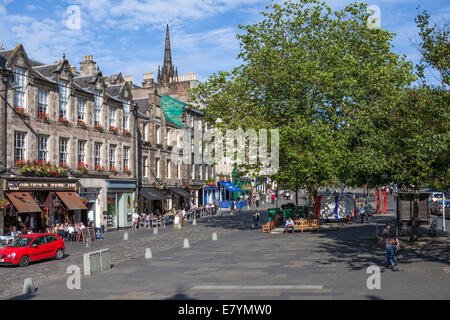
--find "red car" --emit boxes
[0,233,65,267]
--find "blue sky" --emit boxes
[0,0,448,85]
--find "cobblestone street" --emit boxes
[0,201,273,299]
[1,196,449,300]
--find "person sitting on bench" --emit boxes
[284,217,295,233]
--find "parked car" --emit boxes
[0,233,65,267]
[429,193,443,204]
[430,200,450,217]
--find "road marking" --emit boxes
[191,285,324,290]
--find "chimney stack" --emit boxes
[79,55,96,76]
[124,75,133,83]
[142,72,154,88]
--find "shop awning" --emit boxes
[204,186,218,190]
[56,192,87,210]
[169,187,193,198]
[5,192,41,213]
[220,181,241,192]
[140,188,169,201]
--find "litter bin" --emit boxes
[282,206,296,219]
[267,208,282,219]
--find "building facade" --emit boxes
[0,45,137,234]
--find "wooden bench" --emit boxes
[293,219,320,233]
[262,217,280,233]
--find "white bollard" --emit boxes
[86,239,91,247]
[153,227,158,235]
[145,248,152,259]
[177,223,182,229]
[192,218,197,226]
[124,232,129,241]
[183,238,190,248]
[212,232,218,241]
[23,278,35,295]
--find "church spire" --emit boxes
[160,24,177,84]
[164,24,172,68]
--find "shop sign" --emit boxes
[7,181,77,191]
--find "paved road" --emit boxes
[0,199,280,299]
[2,195,449,300]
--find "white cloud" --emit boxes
[71,0,266,30]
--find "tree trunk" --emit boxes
[295,187,299,218]
[410,188,420,241]
[307,187,318,220]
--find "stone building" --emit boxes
[0,44,137,234]
[130,25,216,210]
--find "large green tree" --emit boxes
[190,0,415,218]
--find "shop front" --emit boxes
[139,187,168,214]
[106,180,136,231]
[203,186,218,206]
[1,177,85,235]
[168,187,193,210]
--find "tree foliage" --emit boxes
[190,0,415,217]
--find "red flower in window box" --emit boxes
[38,112,49,121]
[59,117,70,125]
[123,167,131,175]
[78,120,88,128]
[109,126,119,134]
[59,162,69,169]
[14,107,26,116]
[109,165,117,173]
[123,128,130,135]
[77,162,88,173]
[94,122,103,131]
[95,164,105,172]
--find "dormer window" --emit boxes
[123,103,129,130]
[94,90,102,124]
[14,67,26,111]
[109,106,116,127]
[77,98,86,122]
[59,80,69,120]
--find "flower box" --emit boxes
[16,159,68,177]
[123,128,131,135]
[109,166,117,174]
[59,117,70,125]
[78,120,88,128]
[14,107,26,116]
[77,162,88,174]
[38,112,49,121]
[94,123,103,131]
[123,167,131,175]
[109,126,119,134]
[95,165,105,172]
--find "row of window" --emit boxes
[14,131,130,171]
[142,124,187,147]
[14,67,130,130]
[142,156,210,180]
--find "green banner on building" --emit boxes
[161,95,186,128]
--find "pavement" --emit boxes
[1,195,449,300]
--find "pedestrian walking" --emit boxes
[132,211,139,230]
[253,210,260,229]
[358,204,365,223]
[379,221,400,270]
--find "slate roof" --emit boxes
[105,84,122,98]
